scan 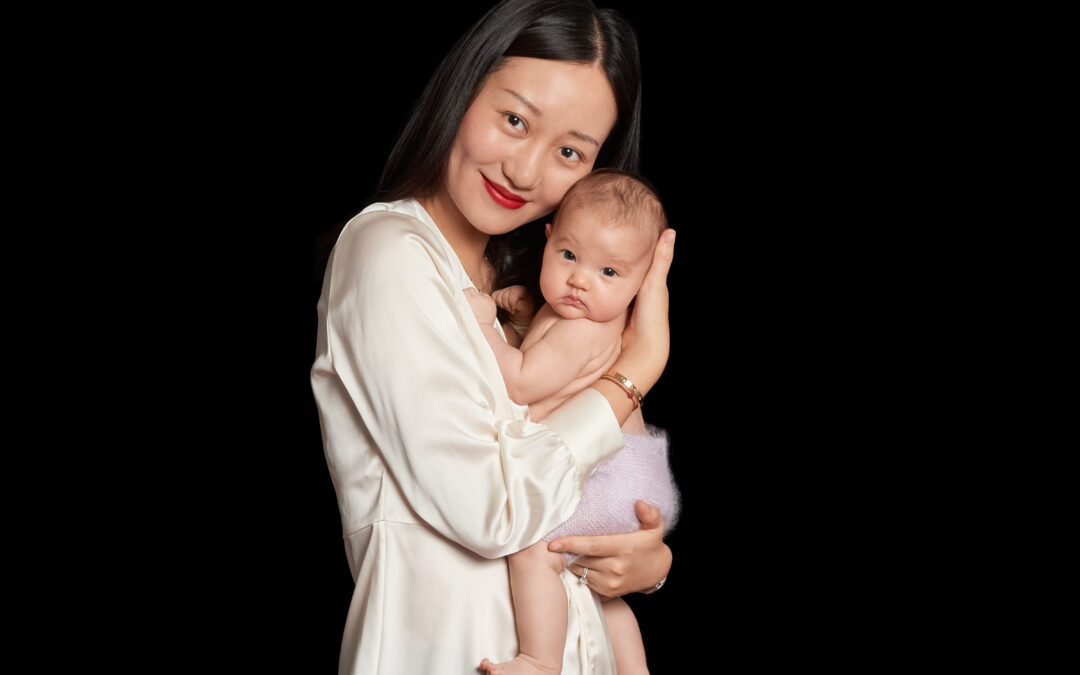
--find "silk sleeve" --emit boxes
[314,212,623,558]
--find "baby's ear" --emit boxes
[545,222,552,238]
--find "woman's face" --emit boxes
[442,57,618,236]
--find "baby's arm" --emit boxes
[494,315,613,406]
[465,289,606,406]
[466,289,535,387]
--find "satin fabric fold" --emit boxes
[312,199,623,674]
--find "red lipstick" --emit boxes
[482,174,526,210]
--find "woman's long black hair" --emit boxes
[318,0,643,303]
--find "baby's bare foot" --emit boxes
[479,655,560,674]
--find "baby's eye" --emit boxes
[602,268,618,278]
[506,114,525,130]
[561,250,576,262]
[559,147,582,161]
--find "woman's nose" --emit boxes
[502,140,543,191]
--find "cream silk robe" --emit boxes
[311,199,625,674]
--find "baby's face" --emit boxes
[540,205,655,323]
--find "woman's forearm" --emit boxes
[590,377,639,427]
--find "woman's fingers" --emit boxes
[549,501,670,596]
[549,501,664,555]
[627,229,674,337]
[634,499,662,527]
[567,558,626,598]
[638,228,676,299]
[567,543,668,597]
[550,533,634,597]
[549,532,628,557]
[617,229,675,395]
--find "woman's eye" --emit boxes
[602,268,618,278]
[559,147,582,161]
[561,250,576,262]
[506,114,525,130]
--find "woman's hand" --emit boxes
[548,501,672,598]
[591,229,674,424]
[611,229,676,397]
[620,228,675,396]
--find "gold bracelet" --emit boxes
[642,576,667,595]
[600,370,643,410]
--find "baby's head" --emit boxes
[541,168,667,322]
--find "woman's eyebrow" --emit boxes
[503,88,542,116]
[503,88,602,148]
[568,130,601,148]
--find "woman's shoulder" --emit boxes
[339,200,430,244]
[334,199,446,264]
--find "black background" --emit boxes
[181,2,926,671]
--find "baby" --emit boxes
[468,169,679,675]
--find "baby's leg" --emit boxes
[479,541,567,675]
[603,597,650,675]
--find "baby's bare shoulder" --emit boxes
[543,315,621,352]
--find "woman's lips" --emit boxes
[482,174,526,210]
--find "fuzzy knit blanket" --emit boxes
[544,428,680,564]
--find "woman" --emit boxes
[310,1,676,672]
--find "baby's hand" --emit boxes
[492,285,535,325]
[464,287,498,325]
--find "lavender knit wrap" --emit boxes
[544,428,680,565]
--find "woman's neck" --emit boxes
[418,186,494,293]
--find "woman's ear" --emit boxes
[545,222,552,238]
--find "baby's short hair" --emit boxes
[556,168,668,240]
